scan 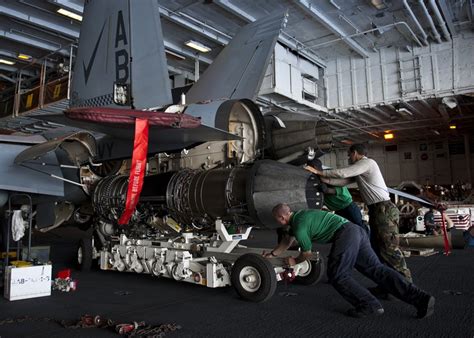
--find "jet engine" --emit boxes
[92,160,324,236]
[163,98,333,171]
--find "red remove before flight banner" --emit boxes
[440,211,451,256]
[118,118,149,225]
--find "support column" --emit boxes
[194,54,200,82]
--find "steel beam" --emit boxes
[0,29,69,55]
[295,0,369,58]
[0,64,36,77]
[159,6,230,45]
[0,74,16,83]
[0,3,80,39]
[48,0,84,14]
[401,101,431,118]
[420,99,449,120]
[370,106,393,120]
[354,108,386,123]
[163,41,212,65]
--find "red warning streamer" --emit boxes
[118,118,149,225]
[440,211,451,256]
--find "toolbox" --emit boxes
[4,264,52,301]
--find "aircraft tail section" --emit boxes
[71,0,172,110]
[186,11,288,104]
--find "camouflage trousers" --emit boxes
[368,200,413,282]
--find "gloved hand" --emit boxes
[317,183,328,194]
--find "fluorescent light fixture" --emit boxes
[449,125,456,130]
[432,129,441,136]
[165,49,186,60]
[0,58,15,65]
[57,8,83,21]
[17,53,32,61]
[185,40,211,53]
[396,107,413,116]
[384,133,394,140]
[442,96,458,109]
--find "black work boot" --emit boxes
[368,286,396,301]
[416,294,435,319]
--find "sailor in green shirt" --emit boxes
[264,203,435,319]
[306,158,364,228]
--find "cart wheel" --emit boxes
[295,257,326,286]
[77,238,93,271]
[231,253,277,302]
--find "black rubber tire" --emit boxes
[231,253,277,303]
[295,256,326,286]
[77,238,93,271]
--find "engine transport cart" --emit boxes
[77,219,325,302]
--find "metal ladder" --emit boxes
[398,55,422,97]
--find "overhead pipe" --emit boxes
[333,116,446,132]
[427,0,451,41]
[307,22,424,49]
[331,116,380,139]
[418,0,442,43]
[295,0,370,58]
[370,106,393,120]
[354,109,386,124]
[402,0,429,46]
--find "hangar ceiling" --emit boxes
[0,0,473,145]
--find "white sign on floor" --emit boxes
[4,265,52,301]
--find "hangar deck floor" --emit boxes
[0,226,473,338]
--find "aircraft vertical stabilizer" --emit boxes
[71,0,172,110]
[186,11,288,104]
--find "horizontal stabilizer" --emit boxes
[34,114,241,161]
[0,143,64,196]
[64,107,200,128]
[14,131,96,165]
[0,134,46,145]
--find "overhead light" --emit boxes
[432,130,441,136]
[370,0,388,10]
[57,8,83,21]
[165,49,186,60]
[0,59,15,65]
[185,40,211,53]
[442,96,458,109]
[449,124,456,130]
[396,107,413,116]
[384,133,394,140]
[17,53,32,61]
